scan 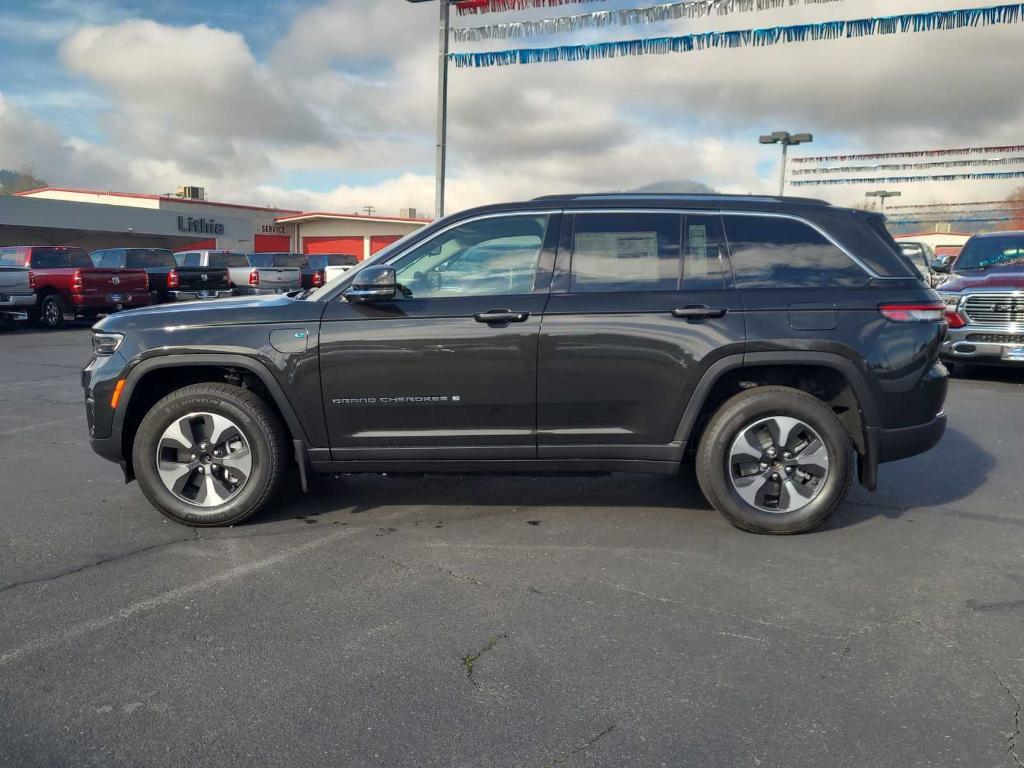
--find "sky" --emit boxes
[0,0,1022,216]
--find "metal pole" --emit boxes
[778,141,788,197]
[435,0,450,220]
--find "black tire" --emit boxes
[132,383,288,527]
[696,386,853,534]
[39,294,69,329]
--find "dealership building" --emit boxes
[0,187,429,259]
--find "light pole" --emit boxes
[865,190,902,212]
[759,131,813,196]
[407,0,454,219]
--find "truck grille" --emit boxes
[962,292,1024,331]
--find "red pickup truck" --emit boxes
[0,245,151,329]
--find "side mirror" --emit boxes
[344,266,397,303]
[930,259,951,274]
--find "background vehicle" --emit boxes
[175,250,300,295]
[1,245,149,329]
[84,194,947,535]
[938,230,1024,369]
[92,247,232,303]
[246,252,309,291]
[898,241,944,287]
[309,254,359,286]
[0,263,34,328]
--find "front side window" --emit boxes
[570,213,682,293]
[393,215,548,298]
[724,215,867,289]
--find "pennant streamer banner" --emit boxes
[792,156,1024,175]
[450,3,1024,67]
[794,143,1024,163]
[890,216,1014,224]
[889,200,1024,210]
[456,0,606,14]
[791,171,1024,187]
[453,0,841,42]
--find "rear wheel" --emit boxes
[39,295,69,329]
[696,386,853,534]
[132,383,288,526]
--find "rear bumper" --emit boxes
[0,293,35,309]
[168,289,234,301]
[70,293,151,311]
[873,412,947,464]
[940,325,1024,364]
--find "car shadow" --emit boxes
[952,364,1024,386]
[831,426,995,529]
[253,468,714,527]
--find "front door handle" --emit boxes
[475,310,530,324]
[672,305,728,321]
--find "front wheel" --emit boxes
[132,383,288,526]
[696,386,853,534]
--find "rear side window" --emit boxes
[570,213,681,293]
[209,252,248,268]
[0,247,20,266]
[178,252,200,267]
[723,215,868,288]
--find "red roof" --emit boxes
[15,186,301,215]
[275,211,433,225]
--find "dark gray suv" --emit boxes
[83,194,948,534]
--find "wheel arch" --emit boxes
[675,351,880,488]
[115,354,309,477]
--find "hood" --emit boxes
[940,264,1024,293]
[94,293,325,332]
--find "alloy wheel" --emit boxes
[155,412,252,509]
[727,416,830,513]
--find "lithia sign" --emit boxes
[177,215,225,235]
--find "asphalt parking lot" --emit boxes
[1,326,1023,768]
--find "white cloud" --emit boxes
[0,0,1022,216]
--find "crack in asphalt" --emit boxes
[462,633,507,687]
[990,667,1023,768]
[542,724,616,767]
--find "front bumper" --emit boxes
[168,289,234,301]
[940,325,1024,364]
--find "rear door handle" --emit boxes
[474,310,530,324]
[672,305,728,321]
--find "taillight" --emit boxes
[313,270,325,287]
[945,310,967,329]
[71,270,84,292]
[249,269,259,286]
[28,271,36,290]
[879,303,945,323]
[167,269,180,289]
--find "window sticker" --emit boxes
[687,225,710,277]
[574,231,660,282]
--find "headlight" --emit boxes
[92,332,124,356]
[937,293,960,309]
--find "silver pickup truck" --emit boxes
[0,265,34,327]
[174,249,301,296]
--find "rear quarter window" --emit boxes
[723,215,868,289]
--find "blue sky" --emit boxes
[0,0,1021,214]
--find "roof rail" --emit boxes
[530,192,832,207]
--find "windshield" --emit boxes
[209,252,249,268]
[248,252,305,268]
[125,249,174,268]
[955,235,1024,271]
